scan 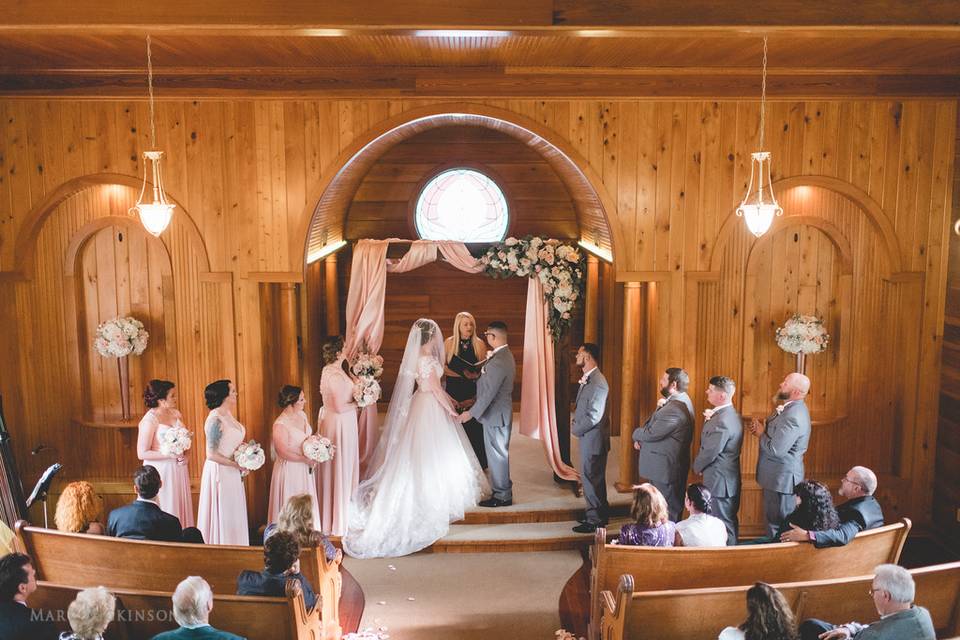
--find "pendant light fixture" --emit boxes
[736,36,782,238]
[129,35,175,237]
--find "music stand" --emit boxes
[26,463,62,528]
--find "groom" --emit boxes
[459,321,515,507]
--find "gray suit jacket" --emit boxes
[692,404,742,498]
[633,393,695,485]
[471,345,516,428]
[572,369,610,454]
[847,605,935,640]
[756,399,812,493]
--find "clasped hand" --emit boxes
[749,417,765,437]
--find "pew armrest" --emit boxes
[599,575,634,640]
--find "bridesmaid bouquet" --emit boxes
[233,440,266,472]
[353,376,381,408]
[159,426,192,464]
[302,435,336,464]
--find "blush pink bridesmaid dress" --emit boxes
[267,410,321,526]
[197,409,249,545]
[137,410,195,528]
[317,359,360,536]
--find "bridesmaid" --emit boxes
[196,379,249,545]
[267,385,322,527]
[137,380,195,527]
[317,336,360,537]
[443,311,489,469]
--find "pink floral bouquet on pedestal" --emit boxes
[93,317,149,358]
[775,314,830,354]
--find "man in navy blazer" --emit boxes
[108,465,184,542]
[0,552,56,640]
[151,576,245,640]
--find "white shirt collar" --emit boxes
[490,344,509,355]
[711,403,732,411]
[136,496,160,506]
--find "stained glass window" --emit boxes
[414,168,509,242]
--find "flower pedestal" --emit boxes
[117,356,132,420]
[795,352,806,375]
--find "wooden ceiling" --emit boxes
[2,1,960,98]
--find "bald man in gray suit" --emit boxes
[693,375,743,545]
[633,367,695,522]
[751,372,813,537]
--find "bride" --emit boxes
[342,318,489,558]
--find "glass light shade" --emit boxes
[736,151,782,238]
[130,150,175,237]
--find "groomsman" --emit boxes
[571,343,610,534]
[692,375,743,545]
[633,367,694,521]
[750,372,812,537]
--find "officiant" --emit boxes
[444,312,489,469]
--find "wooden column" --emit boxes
[278,283,300,385]
[617,282,643,492]
[324,254,340,336]
[584,254,601,344]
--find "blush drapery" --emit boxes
[341,238,579,482]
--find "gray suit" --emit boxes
[572,369,610,525]
[756,399,812,537]
[800,605,935,640]
[692,404,742,544]
[633,392,695,521]
[471,345,516,501]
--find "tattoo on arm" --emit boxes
[205,417,223,450]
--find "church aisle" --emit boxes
[343,550,582,639]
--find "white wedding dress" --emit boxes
[342,319,489,559]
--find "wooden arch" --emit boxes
[745,215,855,276]
[297,102,623,268]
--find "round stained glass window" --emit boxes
[414,168,509,242]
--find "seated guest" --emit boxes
[675,483,728,547]
[108,465,183,542]
[799,564,935,640]
[151,576,246,639]
[780,466,883,547]
[0,552,56,639]
[264,494,338,562]
[237,531,317,611]
[54,481,106,534]
[59,586,115,640]
[616,483,676,547]
[744,480,839,544]
[719,582,799,640]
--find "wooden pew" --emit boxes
[16,520,349,640]
[31,579,322,640]
[588,518,910,640]
[600,560,960,640]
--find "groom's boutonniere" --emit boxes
[702,408,715,421]
[578,374,589,385]
[656,397,668,409]
[775,404,785,415]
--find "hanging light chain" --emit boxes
[146,35,157,150]
[759,35,768,151]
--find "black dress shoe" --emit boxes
[573,522,599,534]
[479,497,513,508]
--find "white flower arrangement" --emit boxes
[353,376,382,408]
[351,352,384,379]
[93,316,149,358]
[350,348,384,408]
[775,314,830,355]
[302,434,336,463]
[159,426,192,457]
[233,440,266,471]
[480,236,585,338]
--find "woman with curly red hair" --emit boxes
[54,481,105,534]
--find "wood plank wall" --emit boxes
[0,98,953,534]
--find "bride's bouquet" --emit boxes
[302,434,336,464]
[353,376,382,408]
[350,351,384,379]
[159,426,192,463]
[233,440,266,472]
[351,348,384,408]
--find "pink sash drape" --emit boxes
[342,239,578,481]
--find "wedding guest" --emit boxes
[197,380,249,545]
[54,481,105,534]
[617,483,676,547]
[151,576,246,640]
[571,342,610,534]
[675,483,728,547]
[267,386,321,527]
[237,531,317,611]
[0,552,56,640]
[719,582,800,640]
[693,375,743,544]
[317,336,359,537]
[780,466,883,547]
[799,564,935,640]
[264,494,337,562]
[108,465,183,542]
[746,480,839,544]
[751,373,812,537]
[59,586,115,640]
[443,311,489,469]
[632,367,695,521]
[138,379,195,528]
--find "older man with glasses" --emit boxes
[799,563,935,639]
[780,465,883,547]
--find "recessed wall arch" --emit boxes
[298,102,622,268]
